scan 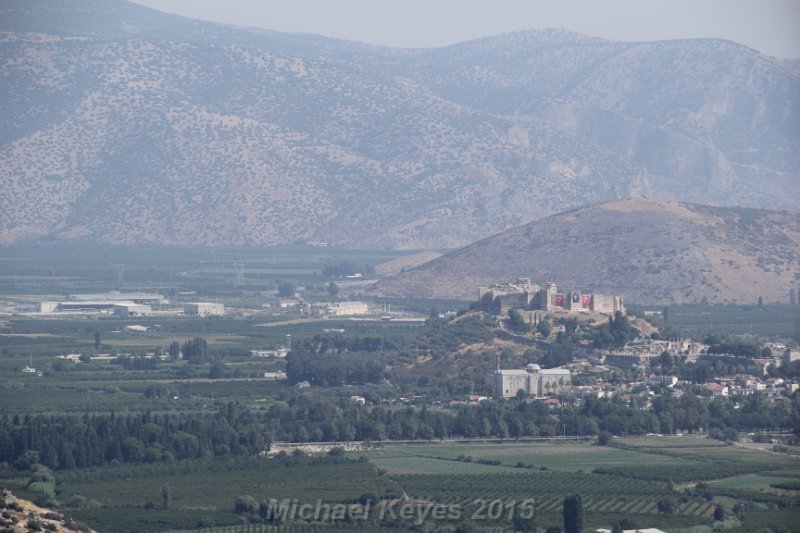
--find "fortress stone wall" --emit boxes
[479,277,624,315]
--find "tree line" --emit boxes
[0,403,268,471]
[3,389,797,471]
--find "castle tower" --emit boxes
[545,280,558,310]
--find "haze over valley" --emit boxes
[1,4,799,532]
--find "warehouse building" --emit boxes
[113,303,152,318]
[184,302,225,317]
[310,301,369,317]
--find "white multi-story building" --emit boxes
[489,364,571,398]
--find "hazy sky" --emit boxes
[132,0,800,59]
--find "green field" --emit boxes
[349,439,800,531]
[0,242,408,294]
[6,456,402,533]
[631,304,800,338]
[3,434,799,532]
[368,454,521,474]
[709,474,800,493]
[0,313,427,414]
[359,441,698,472]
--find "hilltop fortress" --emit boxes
[478,278,625,315]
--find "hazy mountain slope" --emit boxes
[410,33,800,205]
[369,198,800,305]
[1,1,798,248]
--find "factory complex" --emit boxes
[25,292,225,317]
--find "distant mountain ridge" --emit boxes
[1,0,798,248]
[369,198,800,305]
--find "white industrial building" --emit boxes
[113,303,152,318]
[310,301,369,317]
[38,301,59,313]
[68,292,165,305]
[251,348,289,358]
[37,292,165,314]
[184,302,225,317]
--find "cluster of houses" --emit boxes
[484,338,799,409]
[704,375,798,398]
[602,338,710,368]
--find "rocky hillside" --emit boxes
[1,0,798,248]
[0,488,96,533]
[369,198,800,305]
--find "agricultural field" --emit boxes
[0,242,409,295]
[631,303,800,338]
[360,441,699,472]
[0,313,424,414]
[4,456,402,533]
[709,474,800,494]
[368,454,522,474]
[4,434,796,532]
[601,439,800,482]
[353,438,800,531]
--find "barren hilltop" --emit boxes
[369,198,800,305]
[1,0,799,248]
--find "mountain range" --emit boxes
[369,198,800,305]
[1,0,798,248]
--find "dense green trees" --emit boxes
[234,495,258,514]
[706,340,760,357]
[563,494,583,533]
[286,349,384,386]
[714,503,725,521]
[327,282,339,298]
[607,311,638,348]
[3,387,796,472]
[536,318,552,337]
[182,337,208,361]
[284,334,394,385]
[509,308,531,333]
[168,341,180,361]
[0,403,270,470]
[658,496,676,515]
[276,280,297,297]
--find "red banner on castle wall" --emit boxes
[555,294,564,306]
[582,295,591,308]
